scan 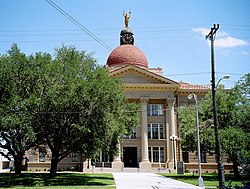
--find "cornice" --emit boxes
[176,89,209,96]
[176,88,231,96]
[123,83,180,92]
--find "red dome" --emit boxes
[107,44,148,68]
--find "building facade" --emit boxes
[25,15,232,173]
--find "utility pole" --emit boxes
[206,24,225,189]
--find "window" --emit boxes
[152,124,158,139]
[160,148,164,163]
[182,151,189,163]
[147,104,163,116]
[72,153,78,162]
[201,151,207,163]
[160,125,164,139]
[123,128,136,139]
[148,147,164,163]
[96,150,112,162]
[148,124,164,139]
[39,147,46,162]
[153,147,159,162]
[131,128,136,139]
[149,148,152,162]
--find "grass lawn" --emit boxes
[159,173,250,188]
[0,172,116,189]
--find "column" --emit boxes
[82,159,92,173]
[169,99,176,137]
[139,97,151,171]
[112,142,123,171]
[166,93,177,170]
[165,101,171,167]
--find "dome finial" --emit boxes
[123,10,131,28]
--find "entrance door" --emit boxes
[123,147,137,167]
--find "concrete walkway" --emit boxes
[113,172,204,189]
[0,169,10,173]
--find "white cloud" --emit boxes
[192,28,210,36]
[217,31,229,38]
[192,27,249,48]
[215,36,248,48]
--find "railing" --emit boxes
[95,162,112,168]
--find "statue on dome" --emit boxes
[123,11,131,28]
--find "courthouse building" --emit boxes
[26,14,232,173]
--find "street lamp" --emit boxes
[170,135,177,170]
[216,75,230,88]
[187,93,204,187]
[212,75,230,188]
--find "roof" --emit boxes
[106,44,148,68]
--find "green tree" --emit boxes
[33,46,139,176]
[178,107,197,152]
[0,44,50,174]
[179,74,250,177]
[220,127,249,178]
[178,105,216,153]
[0,44,139,176]
[228,73,250,133]
[226,73,250,176]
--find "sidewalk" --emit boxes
[0,169,10,173]
[113,172,204,189]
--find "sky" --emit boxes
[1,0,250,88]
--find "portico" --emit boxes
[108,64,180,172]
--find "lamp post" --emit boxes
[170,135,177,170]
[210,75,229,189]
[187,93,204,187]
[216,75,230,88]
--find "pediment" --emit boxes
[109,65,178,85]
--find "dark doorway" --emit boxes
[123,147,137,167]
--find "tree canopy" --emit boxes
[0,44,48,174]
[0,44,139,176]
[178,73,250,177]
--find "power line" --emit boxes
[2,23,250,33]
[166,72,247,77]
[1,30,250,39]
[45,0,113,51]
[165,72,210,77]
[217,72,247,76]
[0,36,192,43]
[1,24,250,39]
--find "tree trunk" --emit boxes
[232,158,240,178]
[14,155,23,175]
[50,157,59,177]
